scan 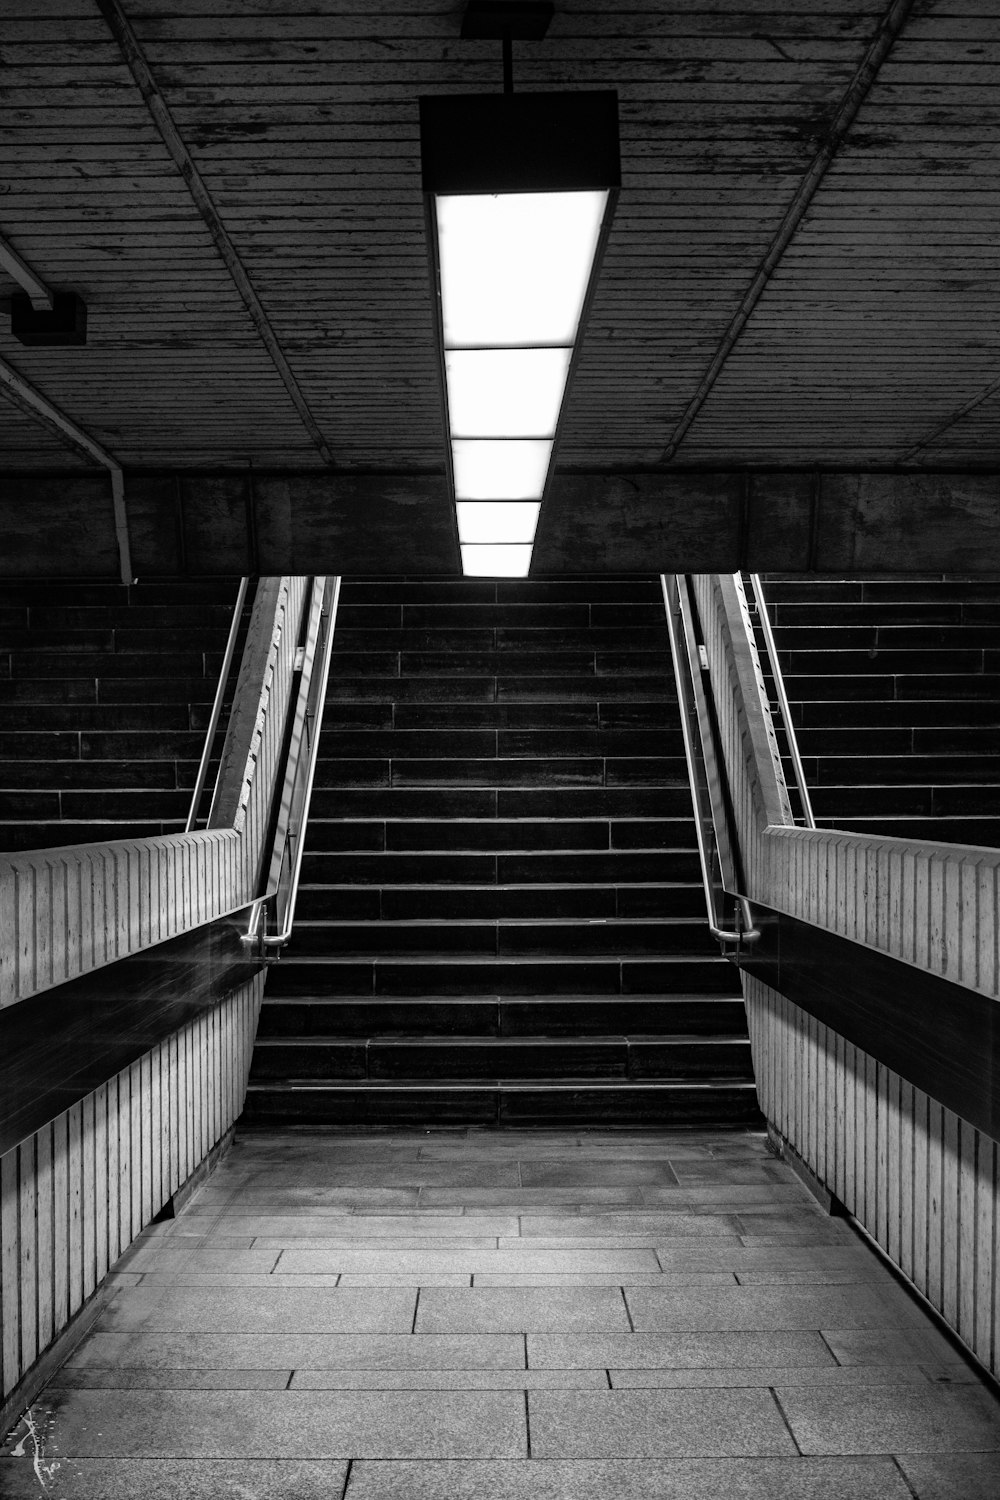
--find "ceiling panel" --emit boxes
[0,0,994,479]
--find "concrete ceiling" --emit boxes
[2,1,999,575]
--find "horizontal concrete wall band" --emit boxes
[0,576,307,1010]
[0,970,265,1408]
[4,470,1000,575]
[745,976,999,1381]
[697,573,1000,1376]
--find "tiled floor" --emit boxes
[3,1129,1000,1497]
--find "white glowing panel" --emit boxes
[456,501,539,545]
[437,191,608,347]
[452,439,551,500]
[461,544,533,577]
[446,347,571,438]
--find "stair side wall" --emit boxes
[0,969,264,1420]
[745,972,999,1381]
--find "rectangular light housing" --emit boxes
[421,91,620,578]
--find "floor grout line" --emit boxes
[769,1386,804,1456]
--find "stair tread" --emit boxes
[247,1079,758,1092]
[256,1038,749,1050]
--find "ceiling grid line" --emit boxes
[93,0,336,467]
[659,0,917,465]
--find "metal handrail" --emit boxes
[746,573,816,829]
[661,575,759,948]
[185,576,251,833]
[244,575,340,951]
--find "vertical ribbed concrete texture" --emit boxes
[246,578,759,1128]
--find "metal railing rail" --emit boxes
[661,574,759,948]
[745,572,816,830]
[185,575,251,833]
[243,574,341,952]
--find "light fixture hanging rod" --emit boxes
[0,233,54,310]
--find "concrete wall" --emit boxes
[0,970,264,1414]
[746,974,999,1378]
[694,572,1000,1378]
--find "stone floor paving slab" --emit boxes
[118,1248,283,1273]
[196,1189,423,1207]
[507,1235,744,1252]
[418,1189,645,1206]
[291,1370,607,1389]
[49,1367,292,1390]
[822,1326,967,1365]
[895,1452,1000,1499]
[625,1283,923,1332]
[291,1165,524,1187]
[642,1185,810,1204]
[344,1456,912,1499]
[278,1247,661,1274]
[472,1273,734,1287]
[734,1269,900,1286]
[778,1383,1000,1454]
[528,1388,798,1457]
[1,1390,527,1459]
[519,1162,681,1186]
[68,1332,525,1370]
[257,1236,503,1250]
[182,1214,519,1237]
[0,1457,350,1498]
[654,1245,891,1273]
[517,1214,740,1237]
[415,1288,631,1333]
[97,1286,416,1333]
[608,1364,946,1388]
[528,1331,835,1369]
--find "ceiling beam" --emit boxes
[2,467,998,579]
[94,0,336,468]
[660,0,916,464]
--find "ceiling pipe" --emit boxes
[0,234,54,311]
[0,354,133,584]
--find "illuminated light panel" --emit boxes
[456,501,540,545]
[452,439,551,500]
[446,347,571,438]
[437,191,608,347]
[461,543,533,577]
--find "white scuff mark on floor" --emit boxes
[7,1406,60,1490]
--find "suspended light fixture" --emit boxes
[420,3,619,577]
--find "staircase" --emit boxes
[0,579,240,852]
[763,576,1000,846]
[245,577,759,1130]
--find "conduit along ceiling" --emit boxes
[1,0,1000,576]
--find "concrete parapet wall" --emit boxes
[696,572,1000,1378]
[746,975,999,1380]
[0,970,264,1412]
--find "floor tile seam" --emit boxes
[764,1386,805,1456]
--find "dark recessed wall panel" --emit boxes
[534,473,744,572]
[0,473,118,577]
[818,473,1000,573]
[254,475,457,575]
